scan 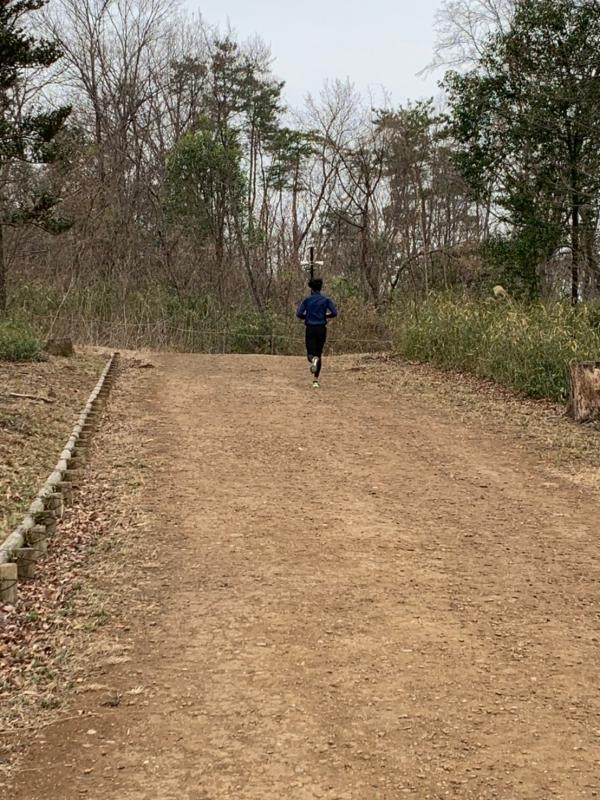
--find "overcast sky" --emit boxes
[185,0,445,109]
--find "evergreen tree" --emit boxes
[0,0,71,312]
[444,0,600,301]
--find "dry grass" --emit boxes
[391,295,600,401]
[360,354,600,485]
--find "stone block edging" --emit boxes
[0,352,120,600]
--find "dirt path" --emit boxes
[7,354,600,799]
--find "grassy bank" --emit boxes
[391,295,600,402]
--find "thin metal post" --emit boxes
[301,244,323,281]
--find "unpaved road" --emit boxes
[7,355,600,799]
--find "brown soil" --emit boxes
[0,352,108,531]
[3,353,600,799]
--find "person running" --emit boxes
[296,277,338,388]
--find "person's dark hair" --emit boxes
[308,277,323,292]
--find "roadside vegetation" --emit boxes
[391,295,600,402]
[1,0,600,402]
[12,282,387,355]
[0,320,44,363]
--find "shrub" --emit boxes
[391,294,600,402]
[0,320,44,362]
[9,279,391,355]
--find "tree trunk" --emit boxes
[568,361,600,423]
[583,217,599,296]
[291,178,300,258]
[411,167,430,295]
[418,175,431,293]
[0,222,5,314]
[234,222,263,313]
[570,157,581,305]
[572,203,580,305]
[359,211,375,305]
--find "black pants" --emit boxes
[305,324,327,378]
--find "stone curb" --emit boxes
[0,352,120,599]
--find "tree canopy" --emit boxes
[444,0,600,300]
[0,0,71,311]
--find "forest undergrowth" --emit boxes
[7,283,600,404]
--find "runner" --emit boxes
[296,278,338,388]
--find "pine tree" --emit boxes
[0,0,71,313]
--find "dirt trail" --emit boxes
[7,354,600,799]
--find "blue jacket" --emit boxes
[297,292,338,326]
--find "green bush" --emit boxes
[391,294,600,402]
[0,320,44,362]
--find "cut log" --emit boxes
[568,361,600,423]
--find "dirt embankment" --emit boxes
[0,353,107,532]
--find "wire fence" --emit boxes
[31,313,393,355]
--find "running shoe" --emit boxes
[310,357,319,374]
[312,380,320,389]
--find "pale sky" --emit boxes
[185,0,445,109]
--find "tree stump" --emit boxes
[568,361,600,423]
[45,337,74,357]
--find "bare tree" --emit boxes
[428,0,514,70]
[42,0,176,281]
